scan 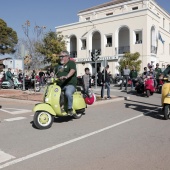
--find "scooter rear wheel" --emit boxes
[33,111,54,129]
[73,109,85,119]
[164,105,170,120]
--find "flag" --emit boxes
[158,32,165,44]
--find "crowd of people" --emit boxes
[0,67,55,87]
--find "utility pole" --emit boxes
[91,49,100,89]
[22,45,26,91]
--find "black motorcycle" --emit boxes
[135,78,144,94]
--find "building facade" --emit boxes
[56,0,170,76]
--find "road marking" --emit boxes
[4,117,27,122]
[0,107,160,169]
[0,151,15,164]
[0,108,32,115]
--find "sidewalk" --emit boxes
[0,88,125,103]
[0,89,43,101]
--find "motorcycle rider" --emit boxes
[142,67,148,78]
[146,66,157,87]
[6,68,14,87]
[55,50,77,116]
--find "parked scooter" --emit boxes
[33,78,87,129]
[13,76,22,89]
[162,77,170,120]
[144,76,155,97]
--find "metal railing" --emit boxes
[118,46,130,54]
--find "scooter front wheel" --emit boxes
[164,105,170,120]
[146,90,150,97]
[33,111,54,129]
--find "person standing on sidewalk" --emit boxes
[82,67,90,93]
[155,63,162,87]
[130,66,138,91]
[101,65,111,99]
[120,65,130,91]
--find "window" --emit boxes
[81,39,86,50]
[105,35,112,47]
[132,7,138,10]
[163,18,165,28]
[134,30,142,44]
[106,12,113,16]
[85,17,90,21]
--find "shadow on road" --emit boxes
[124,101,164,120]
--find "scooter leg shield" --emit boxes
[162,98,170,106]
[33,103,56,116]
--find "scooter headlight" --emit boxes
[166,93,170,97]
[47,78,54,84]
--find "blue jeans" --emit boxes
[62,85,76,109]
[131,79,136,90]
[101,82,110,98]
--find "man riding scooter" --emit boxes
[55,50,77,116]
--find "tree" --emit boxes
[22,20,46,70]
[35,31,66,66]
[118,52,142,72]
[0,18,18,55]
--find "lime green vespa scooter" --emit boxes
[33,78,86,129]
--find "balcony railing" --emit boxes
[151,46,157,54]
[118,46,130,54]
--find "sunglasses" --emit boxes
[59,55,68,59]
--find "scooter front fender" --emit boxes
[33,103,56,116]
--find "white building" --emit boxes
[56,0,170,76]
[3,59,23,74]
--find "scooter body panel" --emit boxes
[144,79,155,92]
[73,92,86,110]
[161,83,170,106]
[33,103,56,116]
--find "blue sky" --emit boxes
[0,0,170,39]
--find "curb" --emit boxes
[0,97,38,104]
[88,96,129,107]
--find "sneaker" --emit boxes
[101,97,104,100]
[107,97,111,100]
[67,109,73,116]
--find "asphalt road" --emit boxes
[0,89,169,170]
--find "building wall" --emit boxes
[56,0,170,75]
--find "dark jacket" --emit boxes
[102,69,109,83]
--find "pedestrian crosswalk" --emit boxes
[0,108,32,115]
[0,107,33,123]
[0,150,15,164]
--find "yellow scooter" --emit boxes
[161,76,170,119]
